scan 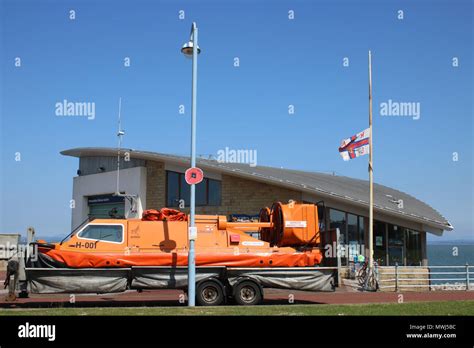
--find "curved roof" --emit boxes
[61,147,453,233]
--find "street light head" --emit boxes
[181,41,201,58]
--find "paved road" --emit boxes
[1,288,473,308]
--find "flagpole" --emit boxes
[368,50,374,277]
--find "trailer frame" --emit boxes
[19,265,337,306]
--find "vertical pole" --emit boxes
[368,51,374,276]
[116,97,122,196]
[188,22,198,307]
[466,263,470,291]
[26,227,35,260]
[395,262,399,292]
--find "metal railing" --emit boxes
[378,263,473,291]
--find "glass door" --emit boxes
[388,224,404,266]
[373,220,387,266]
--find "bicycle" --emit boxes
[357,260,379,290]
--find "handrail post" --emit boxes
[428,266,432,291]
[395,262,398,292]
[466,263,470,291]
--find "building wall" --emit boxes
[144,160,302,216]
[146,161,166,209]
[79,156,146,176]
[217,174,302,216]
[71,166,147,229]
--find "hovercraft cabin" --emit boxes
[62,147,453,267]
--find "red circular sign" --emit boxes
[185,167,204,185]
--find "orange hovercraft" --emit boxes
[20,202,336,305]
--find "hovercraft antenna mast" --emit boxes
[116,97,125,196]
[114,97,137,217]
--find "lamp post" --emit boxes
[181,22,200,307]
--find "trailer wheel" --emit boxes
[234,280,262,306]
[196,280,225,306]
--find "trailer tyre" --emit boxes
[234,280,262,306]
[196,280,225,306]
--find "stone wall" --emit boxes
[145,161,166,209]
[378,266,430,292]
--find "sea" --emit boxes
[427,243,474,286]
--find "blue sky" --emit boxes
[0,0,472,241]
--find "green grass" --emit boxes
[1,300,473,316]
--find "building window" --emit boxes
[347,213,364,260]
[166,171,221,207]
[79,224,123,243]
[329,209,347,265]
[347,214,358,243]
[208,179,222,206]
[329,209,365,265]
[316,205,326,231]
[327,206,422,267]
[388,224,404,266]
[329,209,346,243]
[358,216,365,245]
[88,194,125,219]
[373,220,387,266]
[406,229,422,266]
[166,171,180,207]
